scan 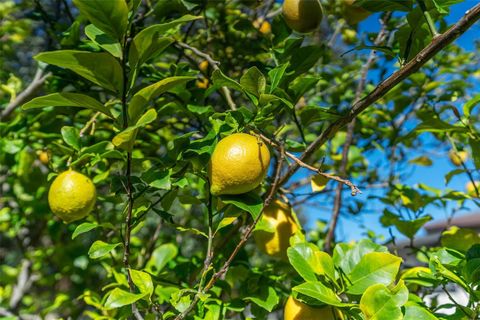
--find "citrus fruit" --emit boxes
[466,181,480,197]
[284,296,339,320]
[254,200,299,259]
[199,60,209,72]
[48,170,96,223]
[343,0,370,25]
[282,0,323,33]
[449,150,468,166]
[259,20,272,35]
[209,133,270,195]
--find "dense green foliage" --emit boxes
[1,0,480,319]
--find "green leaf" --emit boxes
[469,138,480,170]
[129,269,154,297]
[463,93,480,118]
[85,24,122,58]
[146,243,178,275]
[380,210,432,239]
[88,240,121,259]
[61,126,80,150]
[210,69,243,92]
[268,63,289,92]
[441,226,480,252]
[359,281,409,320]
[245,286,279,312]
[129,15,201,67]
[129,76,195,123]
[72,222,99,239]
[104,288,145,310]
[112,109,157,151]
[287,242,335,282]
[142,169,171,190]
[333,239,388,275]
[292,282,345,307]
[355,0,413,12]
[35,51,123,92]
[220,192,263,219]
[347,252,402,295]
[22,93,112,117]
[240,67,266,97]
[404,302,439,320]
[73,0,128,41]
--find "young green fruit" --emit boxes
[282,0,323,33]
[208,133,270,195]
[253,200,299,259]
[48,170,96,223]
[449,150,468,166]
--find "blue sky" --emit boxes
[300,0,480,242]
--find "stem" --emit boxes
[416,0,439,37]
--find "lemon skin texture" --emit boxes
[449,150,468,166]
[209,133,270,196]
[282,0,323,33]
[284,296,340,320]
[48,170,96,223]
[254,200,299,259]
[343,0,370,25]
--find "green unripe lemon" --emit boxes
[48,170,96,223]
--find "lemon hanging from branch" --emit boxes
[48,170,96,223]
[208,133,270,196]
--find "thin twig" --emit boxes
[173,143,286,320]
[9,260,33,310]
[255,132,361,196]
[0,68,51,120]
[278,3,480,188]
[176,41,237,111]
[79,111,101,137]
[325,13,391,253]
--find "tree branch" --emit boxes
[278,3,480,188]
[324,13,391,253]
[0,68,51,121]
[176,41,237,111]
[173,142,286,320]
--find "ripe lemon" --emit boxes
[343,0,370,25]
[284,296,340,320]
[254,200,299,259]
[282,0,323,33]
[449,150,468,166]
[199,60,209,73]
[259,20,272,35]
[466,181,480,198]
[48,170,96,223]
[38,150,49,165]
[196,77,209,89]
[208,133,270,195]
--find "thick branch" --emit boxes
[278,3,480,187]
[0,68,51,121]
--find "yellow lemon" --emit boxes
[259,21,272,35]
[449,150,468,166]
[199,60,209,73]
[343,0,370,25]
[466,181,480,197]
[282,0,323,33]
[254,200,299,259]
[209,133,270,195]
[284,296,340,320]
[48,170,96,223]
[341,28,357,44]
[196,78,209,89]
[38,150,49,165]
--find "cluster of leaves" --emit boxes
[1,0,480,319]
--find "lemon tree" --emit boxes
[1,0,480,319]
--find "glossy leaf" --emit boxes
[104,288,145,310]
[359,281,409,320]
[84,24,122,58]
[88,241,121,259]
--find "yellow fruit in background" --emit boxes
[282,0,323,33]
[199,60,209,73]
[284,296,339,320]
[341,28,357,44]
[449,150,468,166]
[343,0,370,25]
[38,150,49,165]
[259,20,271,34]
[209,133,270,195]
[466,181,480,197]
[196,77,209,89]
[254,200,299,259]
[48,170,96,223]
